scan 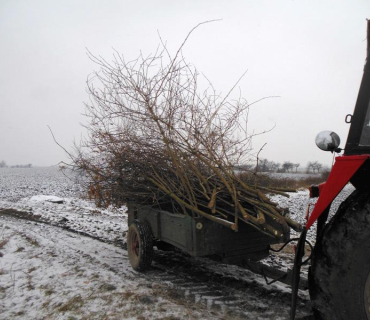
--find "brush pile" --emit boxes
[70,28,300,238]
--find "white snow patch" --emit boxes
[29,195,64,203]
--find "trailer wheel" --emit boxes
[127,219,153,271]
[309,190,370,320]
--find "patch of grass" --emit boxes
[45,289,55,296]
[100,294,114,305]
[156,301,168,313]
[39,284,55,296]
[61,270,75,277]
[123,290,134,299]
[27,284,35,291]
[99,283,117,292]
[28,266,37,273]
[23,235,40,247]
[73,266,85,276]
[0,239,9,250]
[15,247,25,253]
[47,250,58,257]
[25,273,34,291]
[58,295,84,313]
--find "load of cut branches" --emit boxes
[69,24,301,238]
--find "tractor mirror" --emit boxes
[315,131,341,152]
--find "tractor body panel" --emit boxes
[306,155,370,229]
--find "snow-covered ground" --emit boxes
[265,172,322,181]
[0,167,355,319]
[1,216,195,319]
[0,167,127,245]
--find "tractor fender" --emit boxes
[306,155,370,229]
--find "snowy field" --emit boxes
[0,167,354,319]
[264,172,322,181]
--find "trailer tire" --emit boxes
[309,190,370,320]
[127,219,153,271]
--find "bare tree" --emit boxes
[307,161,323,173]
[68,24,300,237]
[313,162,323,173]
[294,163,300,173]
[273,162,281,172]
[258,159,270,172]
[282,161,294,173]
[306,161,314,173]
[0,160,6,168]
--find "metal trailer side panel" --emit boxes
[128,203,288,263]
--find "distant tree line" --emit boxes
[0,161,32,168]
[11,164,32,168]
[306,161,323,173]
[256,159,300,173]
[236,158,327,174]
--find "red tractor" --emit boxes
[291,19,370,320]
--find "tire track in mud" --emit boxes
[148,250,312,319]
[0,208,312,319]
[0,214,129,276]
[0,208,126,247]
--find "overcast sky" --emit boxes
[1,0,369,167]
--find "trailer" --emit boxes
[128,201,289,262]
[127,202,308,288]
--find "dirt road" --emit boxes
[0,211,312,320]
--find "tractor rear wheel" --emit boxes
[309,190,370,320]
[127,219,153,271]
